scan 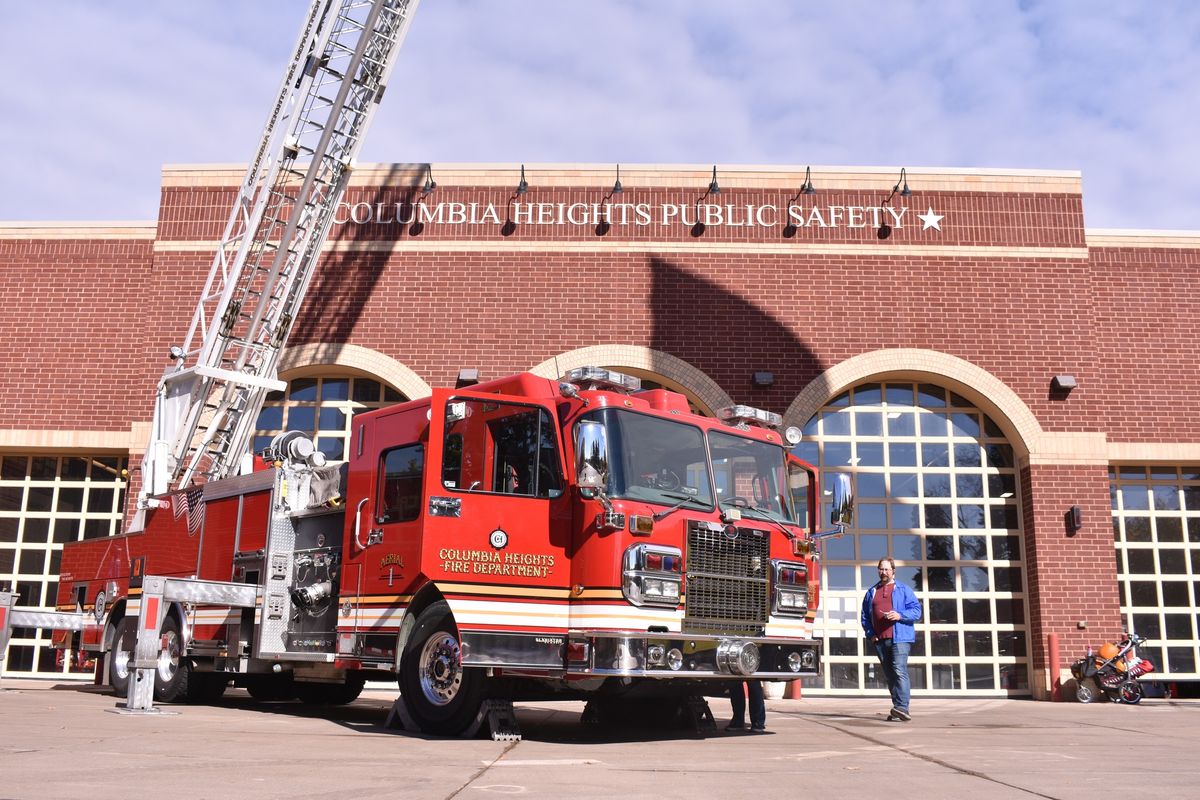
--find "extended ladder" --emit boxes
[137,0,421,525]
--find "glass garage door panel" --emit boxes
[1,454,128,678]
[1111,466,1200,679]
[793,382,1030,696]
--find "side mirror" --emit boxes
[829,472,854,527]
[575,420,610,490]
[811,472,854,543]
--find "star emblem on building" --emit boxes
[919,207,944,231]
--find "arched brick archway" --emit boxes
[530,345,733,417]
[278,343,431,399]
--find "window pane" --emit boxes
[960,535,987,560]
[320,378,349,401]
[857,473,886,498]
[961,566,990,591]
[887,413,915,437]
[963,598,991,624]
[855,412,882,436]
[964,632,993,657]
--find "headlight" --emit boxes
[772,559,809,616]
[622,544,683,607]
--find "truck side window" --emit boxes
[443,399,562,498]
[378,443,424,523]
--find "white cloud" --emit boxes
[0,0,1195,229]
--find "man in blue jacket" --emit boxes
[861,557,922,721]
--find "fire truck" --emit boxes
[7,0,856,737]
[50,366,849,734]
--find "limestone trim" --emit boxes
[529,346,733,416]
[0,221,156,240]
[162,162,1082,194]
[0,428,142,452]
[1108,442,1200,463]
[277,343,431,399]
[155,239,1089,260]
[1086,229,1200,249]
[1028,432,1109,466]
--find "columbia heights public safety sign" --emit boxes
[334,199,946,232]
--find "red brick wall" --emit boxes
[0,237,154,429]
[1021,464,1124,681]
[1090,246,1200,442]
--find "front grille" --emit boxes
[684,522,769,636]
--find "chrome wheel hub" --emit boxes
[157,629,180,683]
[418,631,462,706]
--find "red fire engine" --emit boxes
[53,366,847,735]
[7,0,857,737]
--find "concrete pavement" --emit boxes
[1,679,1198,799]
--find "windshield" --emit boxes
[709,429,797,523]
[578,408,713,507]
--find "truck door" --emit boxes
[421,388,571,633]
[343,405,430,631]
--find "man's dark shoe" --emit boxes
[885,710,901,721]
[750,725,766,733]
[725,721,746,732]
[891,707,911,722]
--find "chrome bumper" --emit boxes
[566,629,821,679]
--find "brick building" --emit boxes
[2,163,1198,698]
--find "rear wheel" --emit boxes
[153,616,189,703]
[108,617,134,698]
[398,601,485,735]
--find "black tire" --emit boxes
[153,616,189,703]
[1119,680,1143,705]
[295,674,366,705]
[245,673,296,701]
[108,617,134,698]
[398,601,485,735]
[1075,677,1100,704]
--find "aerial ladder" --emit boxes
[134,0,421,528]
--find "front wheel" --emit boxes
[1075,677,1100,704]
[398,601,485,735]
[1119,680,1143,704]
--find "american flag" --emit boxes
[174,487,206,536]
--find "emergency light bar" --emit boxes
[563,366,641,393]
[717,404,782,429]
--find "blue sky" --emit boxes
[1,1,1196,230]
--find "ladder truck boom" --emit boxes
[136,0,421,528]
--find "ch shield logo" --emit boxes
[723,524,739,541]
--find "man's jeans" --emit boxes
[874,639,912,712]
[729,680,766,728]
